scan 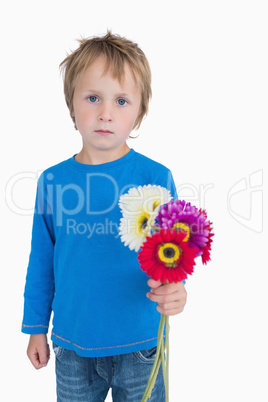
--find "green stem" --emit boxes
[161,328,167,398]
[145,352,162,399]
[141,314,165,401]
[165,315,170,402]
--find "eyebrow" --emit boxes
[85,89,132,98]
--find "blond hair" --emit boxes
[59,30,152,133]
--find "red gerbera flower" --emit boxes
[198,208,214,264]
[201,226,214,264]
[137,228,198,283]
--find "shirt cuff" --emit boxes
[21,324,49,335]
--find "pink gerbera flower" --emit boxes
[155,200,214,262]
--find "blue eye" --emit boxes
[117,98,127,106]
[88,96,98,103]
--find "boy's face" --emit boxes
[72,56,141,154]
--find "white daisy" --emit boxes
[118,185,172,252]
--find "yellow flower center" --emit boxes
[158,242,181,264]
[173,222,190,241]
[138,212,150,234]
[152,199,160,211]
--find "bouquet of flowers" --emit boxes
[118,185,213,401]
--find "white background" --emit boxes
[1,0,267,401]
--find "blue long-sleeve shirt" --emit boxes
[21,148,179,357]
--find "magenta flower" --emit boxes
[155,200,213,258]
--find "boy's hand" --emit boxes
[146,279,187,316]
[27,334,50,369]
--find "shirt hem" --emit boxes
[51,331,163,357]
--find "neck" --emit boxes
[75,143,131,165]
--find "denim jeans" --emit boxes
[53,342,165,401]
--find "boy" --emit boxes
[22,31,187,401]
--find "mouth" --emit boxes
[95,130,113,136]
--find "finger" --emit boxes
[47,343,51,359]
[150,281,185,295]
[147,278,162,289]
[29,346,49,370]
[157,298,186,315]
[157,304,185,316]
[146,291,180,304]
[28,349,43,370]
[38,345,49,368]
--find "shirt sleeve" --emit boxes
[21,172,55,335]
[167,169,178,201]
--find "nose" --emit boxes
[98,102,113,122]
